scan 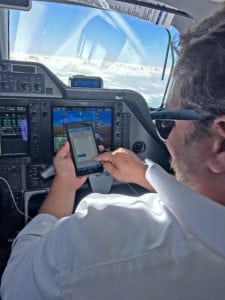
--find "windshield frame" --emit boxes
[8,0,179,108]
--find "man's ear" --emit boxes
[207,116,225,173]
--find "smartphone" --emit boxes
[66,121,103,176]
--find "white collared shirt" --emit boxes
[1,161,225,299]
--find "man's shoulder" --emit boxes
[49,192,190,277]
[75,192,165,224]
[78,192,158,209]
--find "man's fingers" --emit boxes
[57,141,70,158]
[98,145,105,153]
[102,161,117,175]
[94,151,113,162]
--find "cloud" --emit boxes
[11,53,168,108]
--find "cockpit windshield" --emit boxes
[9,0,179,107]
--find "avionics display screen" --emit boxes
[0,106,29,156]
[52,106,113,152]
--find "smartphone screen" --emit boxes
[66,122,103,176]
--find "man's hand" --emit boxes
[54,141,87,191]
[39,142,87,218]
[95,148,154,192]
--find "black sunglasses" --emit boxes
[151,109,213,141]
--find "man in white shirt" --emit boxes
[2,6,225,300]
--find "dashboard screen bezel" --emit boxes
[0,104,30,157]
[51,103,114,154]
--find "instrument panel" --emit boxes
[0,59,170,239]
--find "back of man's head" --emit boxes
[167,5,225,118]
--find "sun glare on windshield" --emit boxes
[9,1,178,107]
